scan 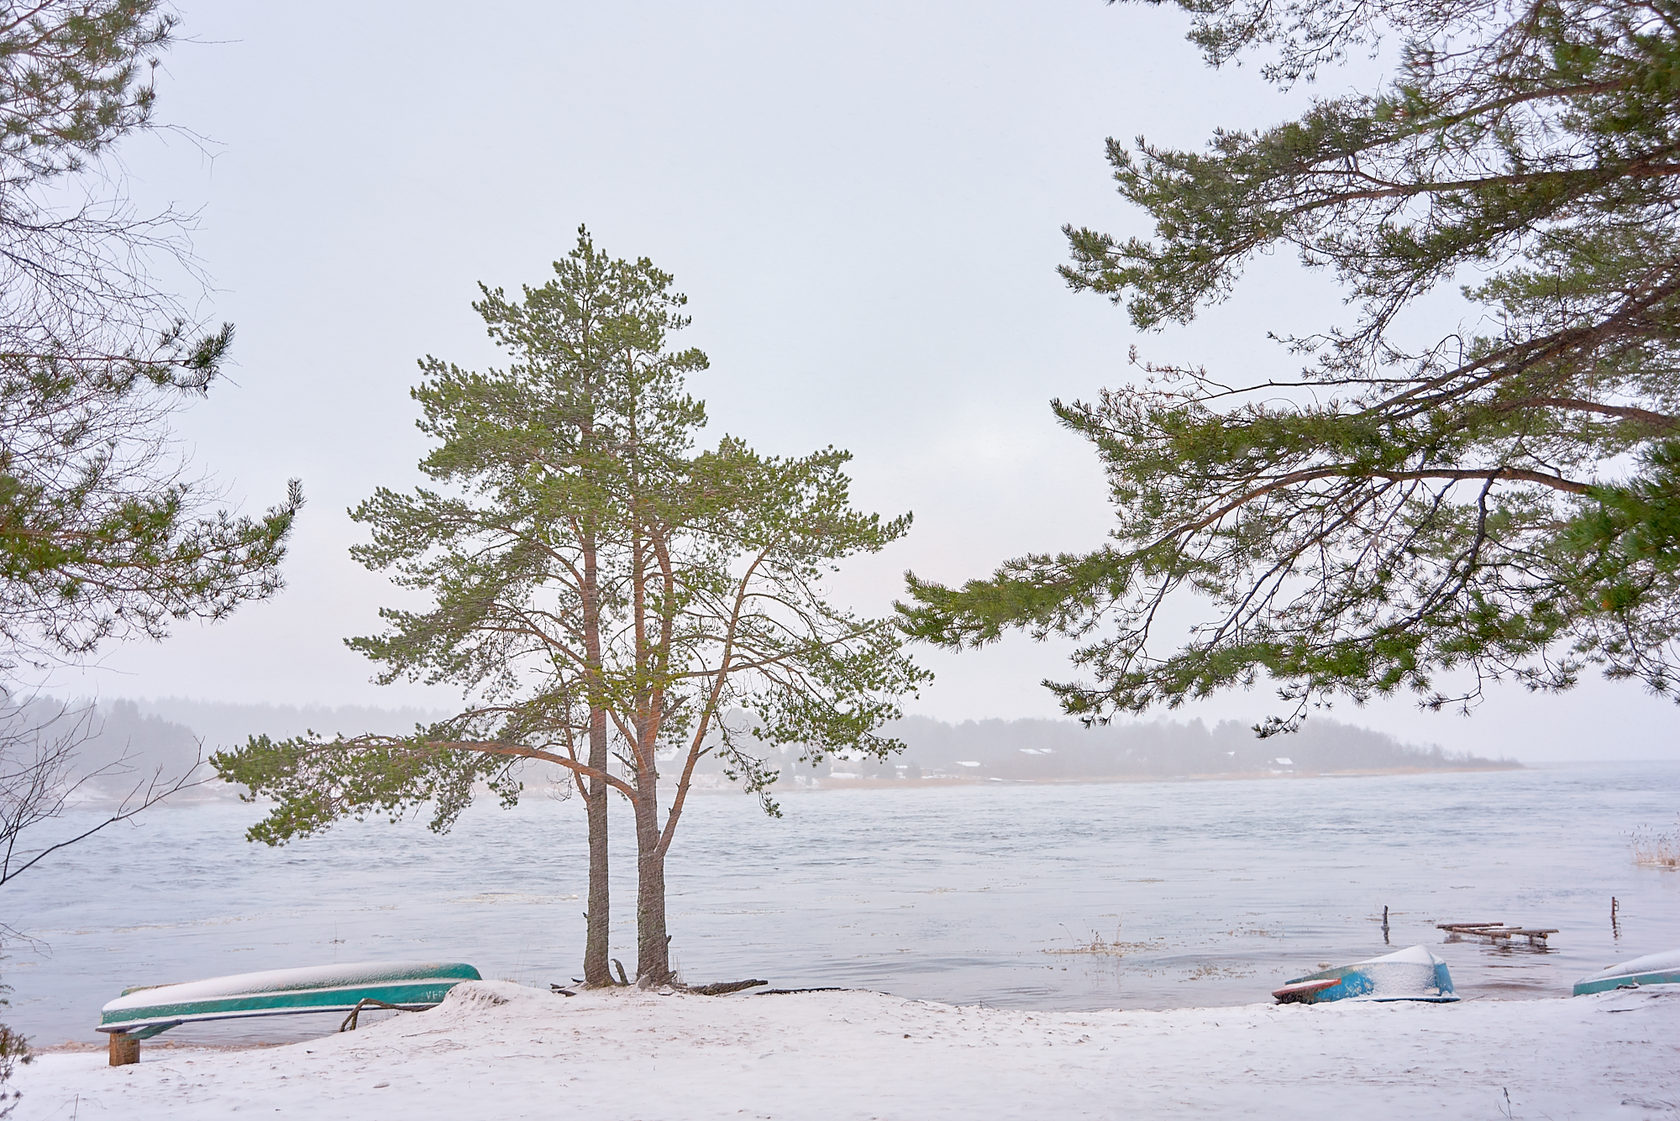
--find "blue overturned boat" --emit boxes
[1572,949,1680,996]
[1273,945,1459,1004]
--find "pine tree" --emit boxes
[215,231,926,985]
[0,4,301,1109]
[0,0,302,678]
[902,0,1680,730]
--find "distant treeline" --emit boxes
[136,698,445,756]
[0,696,210,798]
[4,698,1509,800]
[0,697,446,800]
[803,714,1511,780]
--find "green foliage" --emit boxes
[217,229,925,841]
[0,967,24,1118]
[0,2,302,674]
[0,355,303,669]
[212,732,522,845]
[0,1015,22,1119]
[905,0,1680,729]
[0,0,173,180]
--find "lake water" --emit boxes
[4,762,1678,1046]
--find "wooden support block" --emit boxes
[108,1032,140,1067]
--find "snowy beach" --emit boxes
[15,981,1680,1119]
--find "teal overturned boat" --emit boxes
[1573,949,1680,996]
[1273,945,1459,1004]
[99,960,481,1040]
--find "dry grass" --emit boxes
[1042,926,1163,957]
[1632,822,1679,869]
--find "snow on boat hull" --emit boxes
[1273,945,1458,1004]
[1572,949,1680,997]
[99,961,481,1035]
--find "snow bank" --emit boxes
[16,982,1680,1119]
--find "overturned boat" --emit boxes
[1273,945,1459,1004]
[1572,949,1680,996]
[99,960,482,1037]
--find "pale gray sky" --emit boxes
[52,0,1676,762]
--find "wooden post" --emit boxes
[108,1032,140,1067]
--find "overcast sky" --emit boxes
[48,0,1676,762]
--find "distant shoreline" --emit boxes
[742,761,1523,793]
[66,762,1524,810]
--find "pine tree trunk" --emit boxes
[633,783,671,986]
[580,523,612,988]
[582,705,611,986]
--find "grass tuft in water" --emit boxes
[1043,924,1163,957]
[1631,821,1679,869]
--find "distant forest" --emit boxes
[0,697,442,800]
[3,697,1510,801]
[802,714,1511,781]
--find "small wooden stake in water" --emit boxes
[1611,896,1620,940]
[1382,905,1390,944]
[108,1032,139,1067]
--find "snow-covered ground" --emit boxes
[13,981,1680,1119]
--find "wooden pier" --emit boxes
[1437,921,1557,950]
